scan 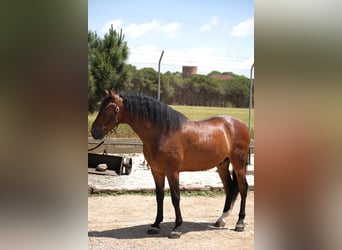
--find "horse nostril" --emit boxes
[91,128,105,140]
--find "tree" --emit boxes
[159,71,178,103]
[138,68,158,97]
[88,25,129,112]
[207,70,222,77]
[88,66,97,111]
[222,76,249,107]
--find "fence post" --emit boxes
[157,50,164,101]
[248,63,254,165]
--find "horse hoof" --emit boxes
[214,220,226,228]
[235,223,245,232]
[168,230,182,239]
[147,226,160,234]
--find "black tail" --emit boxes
[231,170,240,199]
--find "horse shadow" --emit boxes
[88,221,231,239]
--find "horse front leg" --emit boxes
[167,171,183,239]
[147,170,165,234]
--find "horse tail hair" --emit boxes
[232,169,238,187]
[232,169,249,191]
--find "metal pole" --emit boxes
[248,63,254,165]
[248,63,254,132]
[157,50,164,101]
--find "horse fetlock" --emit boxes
[235,221,245,232]
[168,227,182,239]
[214,218,227,228]
[155,216,163,224]
[147,226,160,234]
[214,211,229,228]
[175,218,183,228]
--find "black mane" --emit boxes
[120,93,188,134]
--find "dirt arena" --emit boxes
[88,191,254,249]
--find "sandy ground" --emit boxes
[88,191,254,249]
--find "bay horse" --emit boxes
[91,90,250,238]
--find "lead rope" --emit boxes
[88,140,105,151]
[88,131,111,152]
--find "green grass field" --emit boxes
[88,105,254,139]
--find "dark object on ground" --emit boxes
[88,153,132,175]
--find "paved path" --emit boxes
[88,154,254,193]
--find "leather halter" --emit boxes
[109,94,120,133]
[100,94,120,135]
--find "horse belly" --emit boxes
[180,145,227,171]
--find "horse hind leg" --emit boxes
[231,149,249,232]
[215,158,239,228]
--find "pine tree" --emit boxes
[88,25,129,112]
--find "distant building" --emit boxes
[182,66,197,78]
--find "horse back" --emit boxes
[157,115,250,171]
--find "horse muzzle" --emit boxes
[91,127,106,140]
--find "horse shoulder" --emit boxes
[159,132,184,157]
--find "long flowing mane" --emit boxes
[120,93,188,134]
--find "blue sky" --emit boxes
[89,0,254,77]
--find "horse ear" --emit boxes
[106,89,116,98]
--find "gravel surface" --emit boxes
[88,154,254,192]
[88,193,254,249]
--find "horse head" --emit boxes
[91,89,121,140]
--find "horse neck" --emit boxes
[119,110,158,144]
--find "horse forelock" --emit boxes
[120,93,188,134]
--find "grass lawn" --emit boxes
[88,105,254,139]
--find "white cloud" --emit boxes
[125,19,159,38]
[100,19,181,39]
[161,22,181,39]
[200,15,219,32]
[231,18,254,37]
[127,45,254,77]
